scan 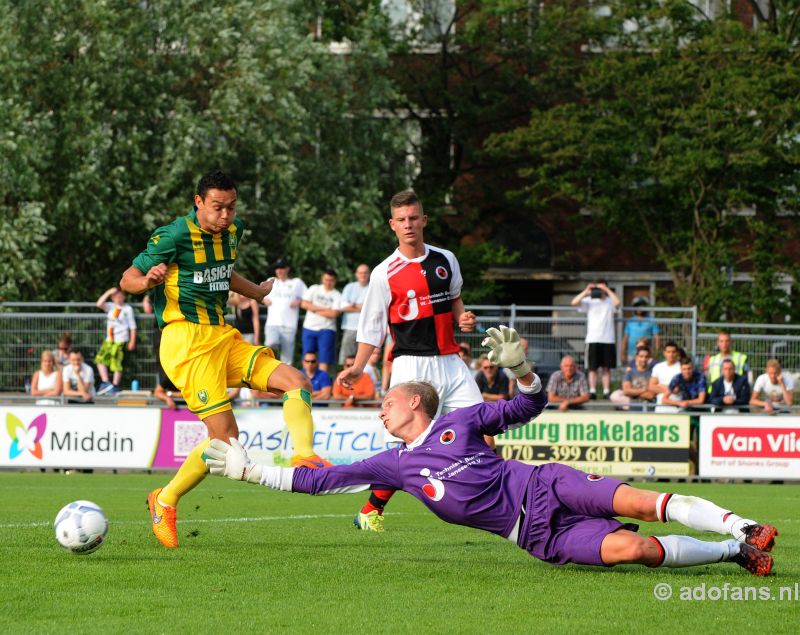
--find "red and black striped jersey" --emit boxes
[357,244,463,358]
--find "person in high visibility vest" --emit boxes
[705,332,750,390]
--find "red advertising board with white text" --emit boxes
[699,416,800,479]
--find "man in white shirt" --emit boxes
[750,359,795,414]
[338,264,370,366]
[571,280,621,399]
[94,287,137,395]
[263,259,306,365]
[62,350,96,403]
[301,268,343,373]
[648,341,682,411]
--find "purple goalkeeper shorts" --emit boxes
[517,463,638,567]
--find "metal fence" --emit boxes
[1,302,798,392]
[0,302,159,391]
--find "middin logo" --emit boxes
[6,413,47,460]
[398,290,419,321]
[197,389,209,404]
[420,468,445,501]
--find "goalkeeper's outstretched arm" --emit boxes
[204,438,401,495]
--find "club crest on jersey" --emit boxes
[439,429,456,445]
[420,468,445,501]
[398,290,419,321]
[586,474,605,481]
[197,389,209,404]
[435,265,448,280]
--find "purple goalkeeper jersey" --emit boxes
[292,389,548,539]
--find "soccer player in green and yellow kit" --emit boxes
[120,169,330,549]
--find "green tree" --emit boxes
[0,0,406,299]
[489,0,800,321]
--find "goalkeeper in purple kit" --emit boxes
[206,326,778,576]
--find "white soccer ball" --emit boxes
[54,500,108,554]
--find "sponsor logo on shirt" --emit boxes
[439,429,456,445]
[398,290,419,321]
[420,468,445,501]
[193,263,234,291]
[435,265,448,280]
[587,474,605,481]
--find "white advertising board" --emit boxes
[699,416,800,479]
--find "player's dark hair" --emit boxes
[197,169,237,200]
[390,190,422,215]
[323,267,337,278]
[679,357,693,366]
[395,381,439,418]
[664,340,679,351]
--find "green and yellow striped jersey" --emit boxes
[132,209,244,329]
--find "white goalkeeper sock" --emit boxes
[652,535,740,567]
[656,493,756,539]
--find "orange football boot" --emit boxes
[147,488,178,548]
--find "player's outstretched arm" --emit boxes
[205,438,400,495]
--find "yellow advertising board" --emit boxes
[495,411,692,477]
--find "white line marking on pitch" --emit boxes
[0,512,425,530]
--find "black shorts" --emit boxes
[586,343,616,370]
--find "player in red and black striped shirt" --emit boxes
[337,190,484,531]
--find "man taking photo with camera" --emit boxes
[571,280,621,399]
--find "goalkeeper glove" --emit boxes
[205,437,263,484]
[481,325,531,378]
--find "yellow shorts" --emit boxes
[160,321,281,418]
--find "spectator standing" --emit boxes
[263,258,306,365]
[571,280,621,399]
[228,291,260,345]
[649,341,682,410]
[750,359,794,414]
[710,359,751,413]
[546,355,590,411]
[62,350,96,403]
[475,355,511,402]
[706,332,751,387]
[30,351,63,405]
[52,332,72,370]
[301,268,342,373]
[95,286,137,395]
[621,297,660,365]
[300,353,332,401]
[339,264,371,366]
[333,356,376,406]
[610,346,656,407]
[666,358,707,410]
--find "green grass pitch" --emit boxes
[2,472,798,633]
